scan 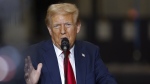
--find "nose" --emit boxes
[60,24,66,35]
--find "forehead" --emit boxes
[50,14,75,24]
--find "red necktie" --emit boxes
[64,51,76,84]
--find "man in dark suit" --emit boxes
[24,3,117,84]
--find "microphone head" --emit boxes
[61,38,70,51]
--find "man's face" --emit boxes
[47,14,81,50]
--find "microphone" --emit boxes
[61,38,70,84]
[61,38,70,51]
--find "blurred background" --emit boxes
[0,0,150,84]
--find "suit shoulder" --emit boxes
[25,40,51,55]
[28,40,51,50]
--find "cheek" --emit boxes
[68,29,78,39]
[68,29,76,35]
[51,29,59,36]
[51,30,60,40]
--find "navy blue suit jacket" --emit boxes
[26,39,117,84]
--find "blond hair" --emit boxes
[45,3,79,26]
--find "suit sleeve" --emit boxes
[94,47,117,84]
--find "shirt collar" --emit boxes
[70,45,74,56]
[53,44,75,57]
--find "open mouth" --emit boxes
[61,37,68,40]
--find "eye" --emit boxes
[65,23,72,28]
[53,24,60,28]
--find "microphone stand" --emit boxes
[64,50,67,84]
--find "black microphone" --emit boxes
[61,38,70,84]
[61,38,70,51]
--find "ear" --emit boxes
[47,26,52,35]
[76,22,81,33]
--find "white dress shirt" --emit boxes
[53,44,76,84]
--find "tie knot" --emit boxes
[63,50,70,58]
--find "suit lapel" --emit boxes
[74,41,86,84]
[42,40,62,84]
